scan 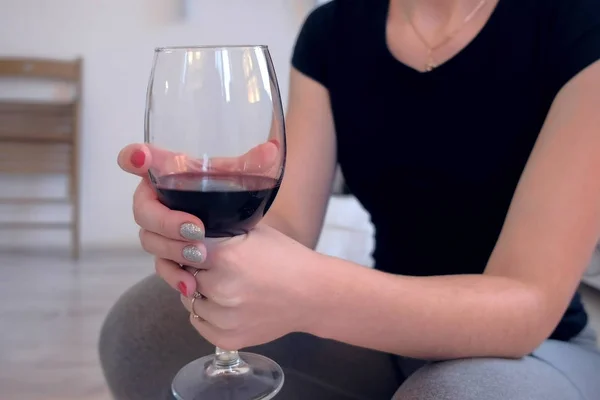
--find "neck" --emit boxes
[402,0,479,26]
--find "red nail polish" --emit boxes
[178,282,188,296]
[131,150,145,168]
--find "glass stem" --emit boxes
[214,347,242,368]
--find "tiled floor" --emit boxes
[1,250,599,400]
[0,250,152,400]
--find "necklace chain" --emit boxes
[403,0,488,72]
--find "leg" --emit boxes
[393,330,600,400]
[99,275,402,400]
[99,275,200,400]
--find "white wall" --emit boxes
[0,0,315,250]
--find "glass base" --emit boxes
[171,352,284,400]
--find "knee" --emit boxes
[392,358,499,400]
[98,274,198,400]
[392,357,580,400]
[99,275,167,361]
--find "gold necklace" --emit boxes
[403,0,488,72]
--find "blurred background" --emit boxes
[0,0,317,251]
[0,1,599,399]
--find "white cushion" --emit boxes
[316,196,375,267]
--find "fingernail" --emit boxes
[178,282,188,296]
[269,138,280,149]
[131,150,145,168]
[180,223,204,241]
[183,245,204,263]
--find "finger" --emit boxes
[139,229,207,267]
[154,257,197,297]
[133,180,205,241]
[211,140,280,175]
[191,268,243,308]
[179,272,242,331]
[182,266,207,298]
[242,139,280,174]
[182,296,238,330]
[120,140,280,178]
[118,143,194,176]
[189,312,243,351]
[117,144,153,176]
[180,292,217,320]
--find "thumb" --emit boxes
[211,139,280,175]
[117,143,152,177]
[117,140,280,178]
[117,143,180,177]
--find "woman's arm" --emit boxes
[302,61,600,360]
[261,68,338,248]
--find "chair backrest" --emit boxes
[0,57,81,81]
[0,57,81,175]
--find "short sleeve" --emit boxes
[545,0,600,94]
[291,3,335,88]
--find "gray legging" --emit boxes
[99,275,600,400]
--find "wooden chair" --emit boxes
[0,57,82,258]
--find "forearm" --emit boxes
[262,210,321,249]
[262,212,307,246]
[305,255,549,360]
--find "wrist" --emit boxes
[293,252,355,339]
[290,251,333,336]
[293,254,391,342]
[262,213,301,243]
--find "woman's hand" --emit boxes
[118,144,212,283]
[117,141,280,271]
[162,225,320,351]
[118,142,320,350]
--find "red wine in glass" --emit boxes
[154,172,280,237]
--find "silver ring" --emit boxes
[193,269,200,278]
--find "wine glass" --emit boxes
[144,45,286,399]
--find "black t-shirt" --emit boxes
[292,0,600,341]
